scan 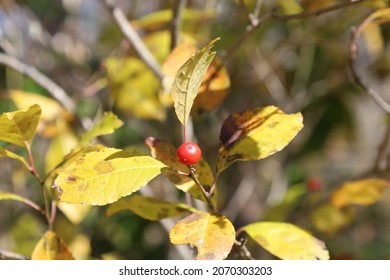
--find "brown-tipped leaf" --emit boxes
[217,106,303,173]
[31,231,74,260]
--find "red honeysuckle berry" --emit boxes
[177,142,202,165]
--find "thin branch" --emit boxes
[0,249,29,260]
[170,0,187,51]
[349,28,390,114]
[188,165,217,213]
[103,0,163,80]
[374,122,390,172]
[232,238,255,260]
[270,0,367,21]
[0,52,76,113]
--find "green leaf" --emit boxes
[31,231,74,260]
[170,38,218,126]
[79,112,123,146]
[53,147,166,205]
[217,106,303,173]
[0,104,41,147]
[243,222,329,260]
[144,137,216,206]
[330,178,389,208]
[106,195,196,221]
[0,147,29,167]
[170,212,235,260]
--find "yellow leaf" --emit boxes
[105,57,165,121]
[0,104,41,147]
[53,147,166,205]
[330,178,389,208]
[9,90,71,137]
[79,112,123,146]
[0,191,30,203]
[0,147,29,167]
[170,38,218,126]
[58,203,92,225]
[277,0,303,15]
[31,231,74,260]
[310,203,355,236]
[144,137,216,206]
[217,106,303,173]
[170,212,235,260]
[244,222,329,260]
[106,195,196,221]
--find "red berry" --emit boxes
[307,177,321,192]
[177,142,202,165]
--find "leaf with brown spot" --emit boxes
[217,106,303,173]
[53,147,166,205]
[106,195,196,221]
[330,178,390,208]
[145,137,216,206]
[0,104,41,147]
[243,222,329,260]
[170,212,235,260]
[31,231,74,260]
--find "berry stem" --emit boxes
[188,165,217,213]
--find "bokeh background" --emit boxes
[1,0,390,259]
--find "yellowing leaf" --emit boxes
[0,191,30,203]
[0,104,41,147]
[310,203,355,236]
[193,60,230,116]
[53,147,166,205]
[170,38,218,126]
[244,222,329,260]
[0,147,29,167]
[58,203,92,225]
[217,106,303,173]
[330,178,389,208]
[144,137,216,206]
[277,0,303,15]
[79,112,123,146]
[105,57,165,121]
[106,195,196,221]
[31,231,74,260]
[170,212,235,260]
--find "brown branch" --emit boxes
[373,122,390,172]
[170,0,187,51]
[0,52,76,113]
[103,0,163,80]
[232,238,255,260]
[188,165,217,213]
[270,0,367,21]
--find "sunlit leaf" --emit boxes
[217,106,303,173]
[0,147,29,167]
[31,231,74,260]
[170,212,235,260]
[144,137,216,206]
[106,195,196,221]
[53,147,166,205]
[170,38,218,126]
[9,90,71,138]
[330,178,389,208]
[58,203,92,225]
[105,57,165,121]
[79,112,123,146]
[0,104,41,147]
[243,222,329,260]
[310,203,355,236]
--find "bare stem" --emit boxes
[374,122,390,172]
[0,249,29,260]
[188,165,216,213]
[25,142,51,226]
[232,238,255,260]
[0,52,76,113]
[170,0,187,50]
[103,0,163,80]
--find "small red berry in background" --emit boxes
[307,177,321,192]
[177,142,202,165]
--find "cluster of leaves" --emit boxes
[1,1,390,260]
